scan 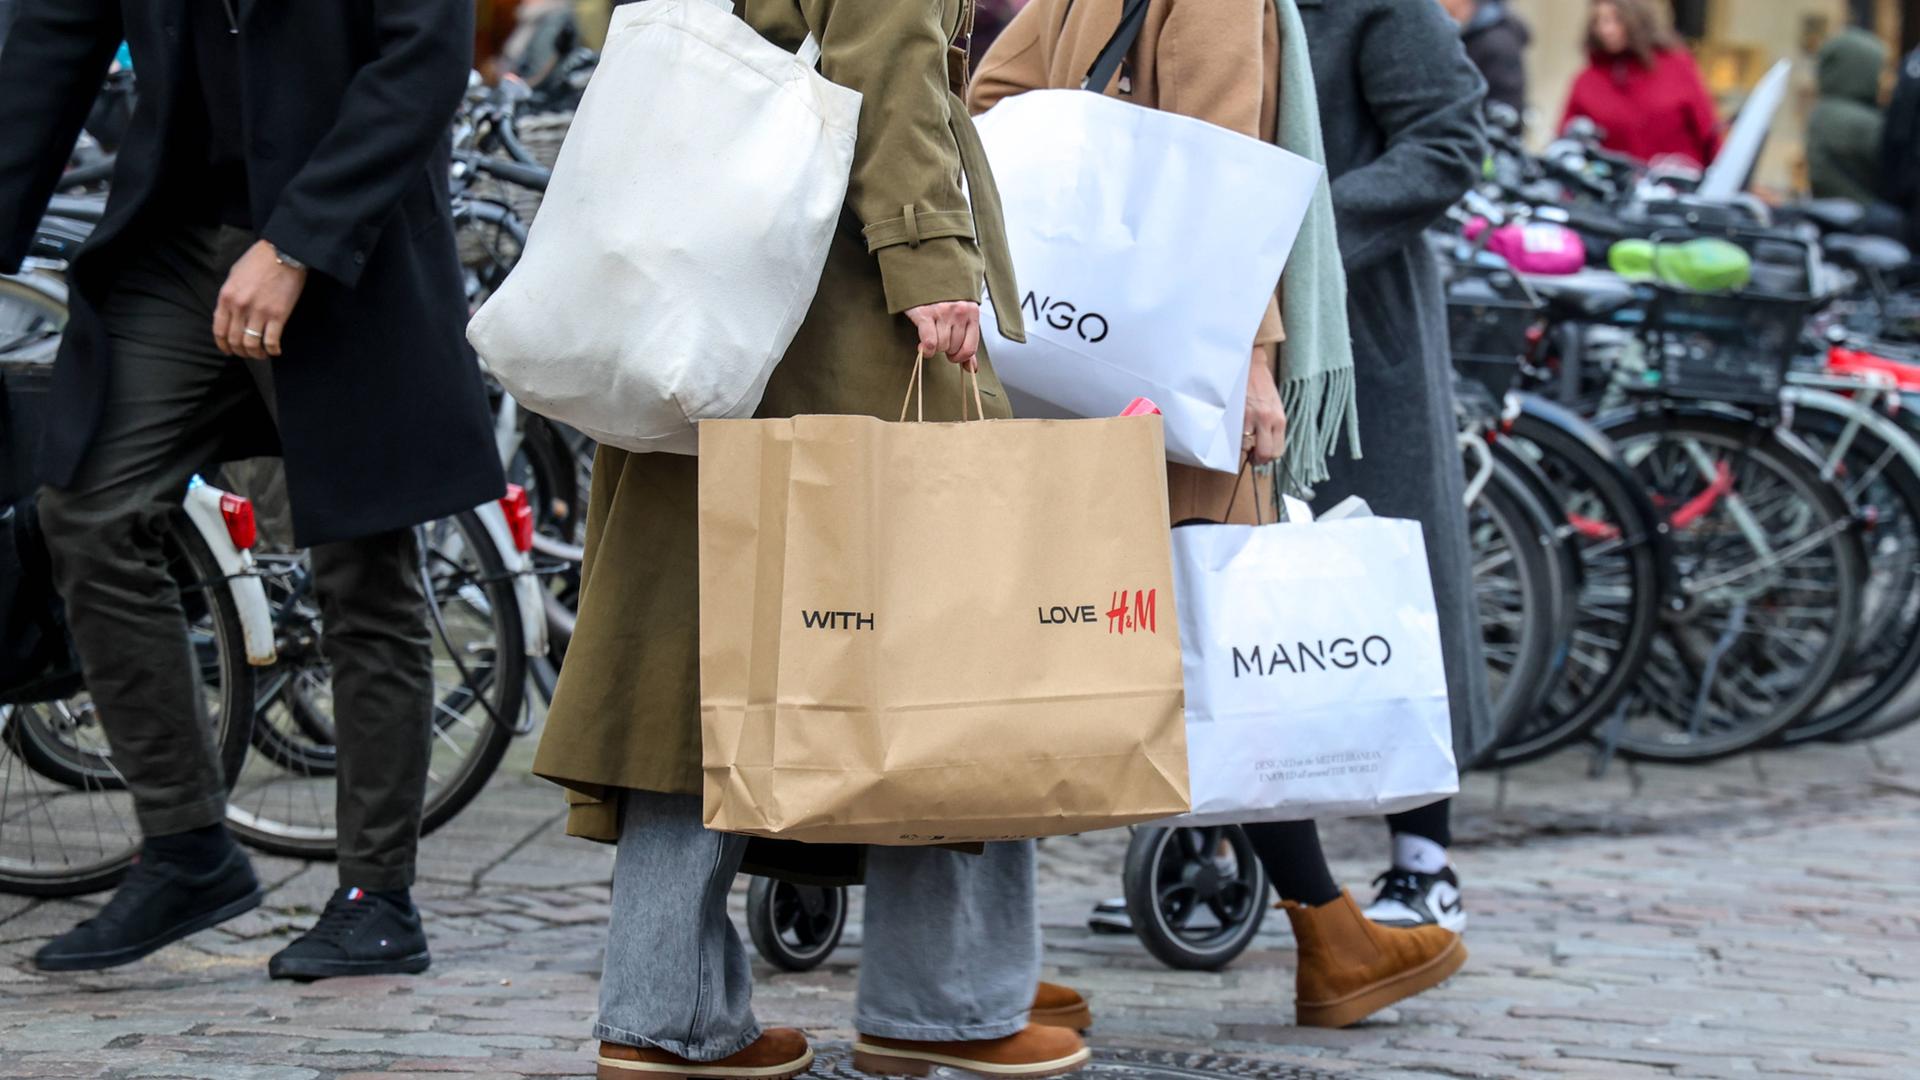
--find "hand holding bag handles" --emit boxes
[467,0,861,455]
[970,1,1324,472]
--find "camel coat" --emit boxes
[534,0,1022,850]
[970,0,1283,525]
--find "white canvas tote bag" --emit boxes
[466,0,861,454]
[970,0,1321,473]
[1158,510,1459,826]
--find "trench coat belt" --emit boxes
[855,96,1029,345]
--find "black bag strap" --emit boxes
[1080,0,1151,93]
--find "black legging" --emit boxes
[1243,799,1453,907]
[1388,798,1452,848]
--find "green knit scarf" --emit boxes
[1271,0,1361,495]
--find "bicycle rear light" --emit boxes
[499,484,535,553]
[219,492,257,550]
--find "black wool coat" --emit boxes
[0,0,504,547]
[1297,0,1498,764]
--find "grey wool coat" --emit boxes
[1297,0,1497,764]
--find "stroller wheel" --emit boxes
[746,878,847,973]
[1122,825,1268,971]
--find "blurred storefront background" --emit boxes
[1511,0,1913,194]
[470,0,1913,198]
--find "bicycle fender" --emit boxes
[473,499,551,659]
[181,483,277,666]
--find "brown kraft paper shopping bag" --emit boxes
[699,371,1189,844]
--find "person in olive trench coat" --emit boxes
[531,3,1095,1077]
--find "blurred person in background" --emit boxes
[1881,41,1920,245]
[1563,0,1722,167]
[970,0,1027,71]
[1807,26,1888,206]
[1439,0,1528,115]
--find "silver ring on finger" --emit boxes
[244,328,264,339]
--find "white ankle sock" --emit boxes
[1392,833,1449,875]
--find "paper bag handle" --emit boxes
[898,353,987,424]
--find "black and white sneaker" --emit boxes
[1363,867,1466,932]
[1088,897,1134,935]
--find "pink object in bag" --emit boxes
[1120,397,1163,417]
[1464,219,1587,276]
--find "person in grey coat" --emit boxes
[1243,0,1494,935]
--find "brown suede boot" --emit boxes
[597,1028,814,1080]
[1284,890,1465,1029]
[854,1024,1091,1078]
[1029,982,1093,1032]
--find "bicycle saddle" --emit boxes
[1523,269,1640,319]
[1786,198,1868,234]
[1824,233,1912,274]
[43,194,106,225]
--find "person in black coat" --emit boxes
[1441,0,1529,115]
[1242,0,1493,939]
[0,0,503,977]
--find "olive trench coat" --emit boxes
[532,0,1025,857]
[971,0,1284,526]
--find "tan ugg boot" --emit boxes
[1029,982,1093,1032]
[1284,890,1465,1028]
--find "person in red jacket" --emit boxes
[1562,0,1722,167]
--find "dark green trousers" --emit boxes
[37,226,433,890]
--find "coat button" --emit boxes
[353,251,367,265]
[165,24,179,39]
[254,140,278,161]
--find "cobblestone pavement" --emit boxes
[1,718,1915,1080]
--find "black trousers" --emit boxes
[37,226,434,889]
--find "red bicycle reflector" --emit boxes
[219,492,257,550]
[499,484,535,553]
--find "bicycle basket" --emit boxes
[1643,229,1813,408]
[1448,270,1542,401]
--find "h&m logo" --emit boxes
[1231,637,1392,677]
[1022,291,1109,343]
[801,610,874,631]
[1038,589,1157,635]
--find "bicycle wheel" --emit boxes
[1598,410,1865,762]
[1491,401,1665,764]
[1778,396,1920,743]
[224,509,522,859]
[1467,453,1563,767]
[0,512,252,896]
[0,274,67,363]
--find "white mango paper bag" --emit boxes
[1160,516,1458,826]
[972,90,1322,473]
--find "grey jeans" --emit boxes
[36,226,435,889]
[597,791,1041,1056]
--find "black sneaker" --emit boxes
[1088,897,1133,935]
[34,843,263,972]
[1363,866,1467,932]
[268,887,431,981]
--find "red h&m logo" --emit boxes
[1107,589,1156,635]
